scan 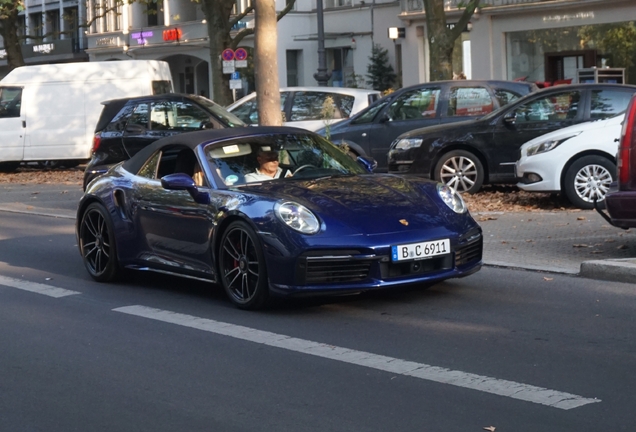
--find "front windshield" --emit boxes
[191,95,246,128]
[205,133,367,187]
[351,98,391,124]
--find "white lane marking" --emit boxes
[0,275,80,298]
[113,305,600,410]
[0,206,75,220]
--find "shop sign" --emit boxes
[33,43,54,54]
[543,12,594,23]
[163,28,182,42]
[96,37,117,47]
[0,49,6,59]
[131,31,153,45]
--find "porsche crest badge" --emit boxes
[399,219,409,226]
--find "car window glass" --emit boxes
[128,103,150,128]
[152,80,172,95]
[138,151,162,179]
[290,92,343,121]
[591,90,633,120]
[104,104,135,132]
[0,87,22,118]
[150,100,212,131]
[352,98,390,124]
[388,88,441,121]
[447,87,493,117]
[232,98,257,124]
[514,91,581,124]
[336,95,355,118]
[494,89,521,107]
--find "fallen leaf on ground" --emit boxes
[483,427,496,431]
[577,216,586,221]
[590,251,603,254]
[573,244,589,248]
[526,239,533,242]
[618,244,629,250]
[543,277,553,281]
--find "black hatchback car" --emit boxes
[388,83,636,193]
[320,80,538,171]
[84,93,245,189]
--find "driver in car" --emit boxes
[244,149,292,183]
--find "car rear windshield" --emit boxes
[192,95,246,128]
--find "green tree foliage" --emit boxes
[579,22,636,84]
[366,44,396,92]
[0,0,25,70]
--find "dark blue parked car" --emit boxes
[76,127,482,310]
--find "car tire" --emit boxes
[564,155,615,210]
[218,220,270,310]
[0,162,20,173]
[434,150,484,194]
[79,202,122,282]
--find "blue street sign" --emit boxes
[231,72,240,80]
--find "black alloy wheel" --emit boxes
[218,221,269,310]
[564,155,615,210]
[79,202,121,282]
[434,150,485,194]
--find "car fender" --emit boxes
[332,139,367,157]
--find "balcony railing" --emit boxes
[402,0,577,13]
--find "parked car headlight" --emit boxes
[393,138,423,150]
[275,202,320,234]
[525,133,581,157]
[437,183,467,214]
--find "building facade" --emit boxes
[399,0,636,87]
[0,0,88,78]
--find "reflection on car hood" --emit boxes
[242,174,455,235]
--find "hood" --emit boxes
[521,114,625,152]
[242,174,455,235]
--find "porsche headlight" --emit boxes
[437,183,467,214]
[525,133,581,157]
[275,202,320,234]
[393,138,423,150]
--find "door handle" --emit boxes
[22,120,26,128]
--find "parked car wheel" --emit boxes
[219,221,270,310]
[0,162,20,173]
[564,155,615,209]
[79,202,122,282]
[434,150,484,194]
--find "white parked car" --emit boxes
[515,114,623,209]
[226,87,382,132]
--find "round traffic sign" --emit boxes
[234,48,248,61]
[222,48,235,61]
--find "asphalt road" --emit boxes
[1,210,636,431]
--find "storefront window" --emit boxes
[507,21,636,85]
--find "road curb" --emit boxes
[580,258,636,284]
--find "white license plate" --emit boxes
[391,239,450,262]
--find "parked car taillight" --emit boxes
[92,133,102,154]
[618,97,636,190]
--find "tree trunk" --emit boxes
[0,6,25,71]
[201,0,234,106]
[423,0,477,81]
[253,0,281,126]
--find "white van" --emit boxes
[0,60,173,171]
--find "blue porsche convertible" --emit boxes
[77,127,482,309]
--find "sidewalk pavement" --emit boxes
[0,183,634,284]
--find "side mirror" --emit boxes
[357,156,378,173]
[378,112,390,124]
[201,121,216,129]
[503,111,517,126]
[161,173,210,205]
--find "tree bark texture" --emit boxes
[201,0,235,106]
[423,0,477,81]
[0,3,25,71]
[254,0,281,126]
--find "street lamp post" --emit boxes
[313,0,331,86]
